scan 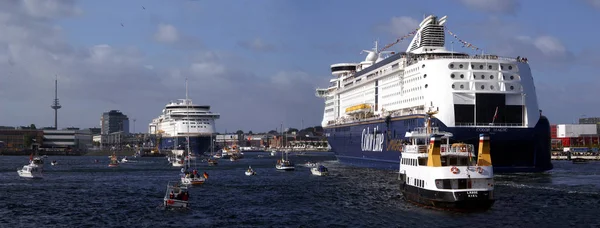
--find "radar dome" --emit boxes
[365,52,377,62]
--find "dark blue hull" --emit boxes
[158,136,211,156]
[325,115,553,173]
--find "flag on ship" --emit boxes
[492,107,499,123]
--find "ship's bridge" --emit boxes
[330,63,357,76]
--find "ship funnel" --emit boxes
[477,134,492,166]
[427,134,443,167]
[406,15,447,53]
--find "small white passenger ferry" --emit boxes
[398,106,495,211]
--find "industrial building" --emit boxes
[551,123,600,149]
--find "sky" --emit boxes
[0,0,599,133]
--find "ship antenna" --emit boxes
[185,77,189,103]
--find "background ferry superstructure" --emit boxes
[148,99,220,155]
[315,15,553,173]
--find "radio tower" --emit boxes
[51,75,61,130]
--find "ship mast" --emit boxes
[185,78,191,167]
[425,104,439,135]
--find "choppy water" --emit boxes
[1,153,599,227]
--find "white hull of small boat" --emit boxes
[172,160,185,167]
[275,164,295,171]
[245,171,256,176]
[17,165,43,179]
[270,151,277,156]
[51,162,57,166]
[164,199,188,208]
[181,177,205,185]
[310,168,328,176]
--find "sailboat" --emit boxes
[276,123,295,171]
[171,135,185,167]
[180,78,208,186]
[207,133,218,166]
[109,152,119,167]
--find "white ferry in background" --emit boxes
[315,15,552,173]
[148,98,220,156]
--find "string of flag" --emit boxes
[445,27,482,51]
[378,28,419,52]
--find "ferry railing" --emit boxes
[411,127,440,135]
[454,123,525,127]
[326,109,428,126]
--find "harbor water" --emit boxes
[0,153,598,227]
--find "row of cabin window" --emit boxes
[403,156,471,166]
[402,158,418,166]
[449,63,514,71]
[406,177,425,188]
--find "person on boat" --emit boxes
[193,169,198,176]
[169,191,174,199]
[182,192,189,201]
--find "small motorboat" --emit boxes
[245,166,256,176]
[121,157,129,163]
[29,155,44,169]
[276,159,295,171]
[207,158,218,166]
[572,158,588,164]
[164,181,190,209]
[270,150,277,156]
[181,170,207,186]
[311,165,329,176]
[17,164,43,179]
[51,160,58,166]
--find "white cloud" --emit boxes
[459,0,520,14]
[21,0,82,19]
[532,36,567,57]
[378,16,419,38]
[154,23,180,43]
[238,38,276,52]
[586,0,600,9]
[0,2,324,132]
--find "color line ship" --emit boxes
[315,15,552,173]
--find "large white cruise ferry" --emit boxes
[315,15,553,173]
[148,98,220,155]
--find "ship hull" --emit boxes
[400,181,495,211]
[325,115,553,173]
[157,136,212,156]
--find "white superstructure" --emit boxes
[316,15,539,129]
[148,99,220,137]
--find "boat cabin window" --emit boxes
[418,157,427,166]
[441,156,472,166]
[435,179,476,190]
